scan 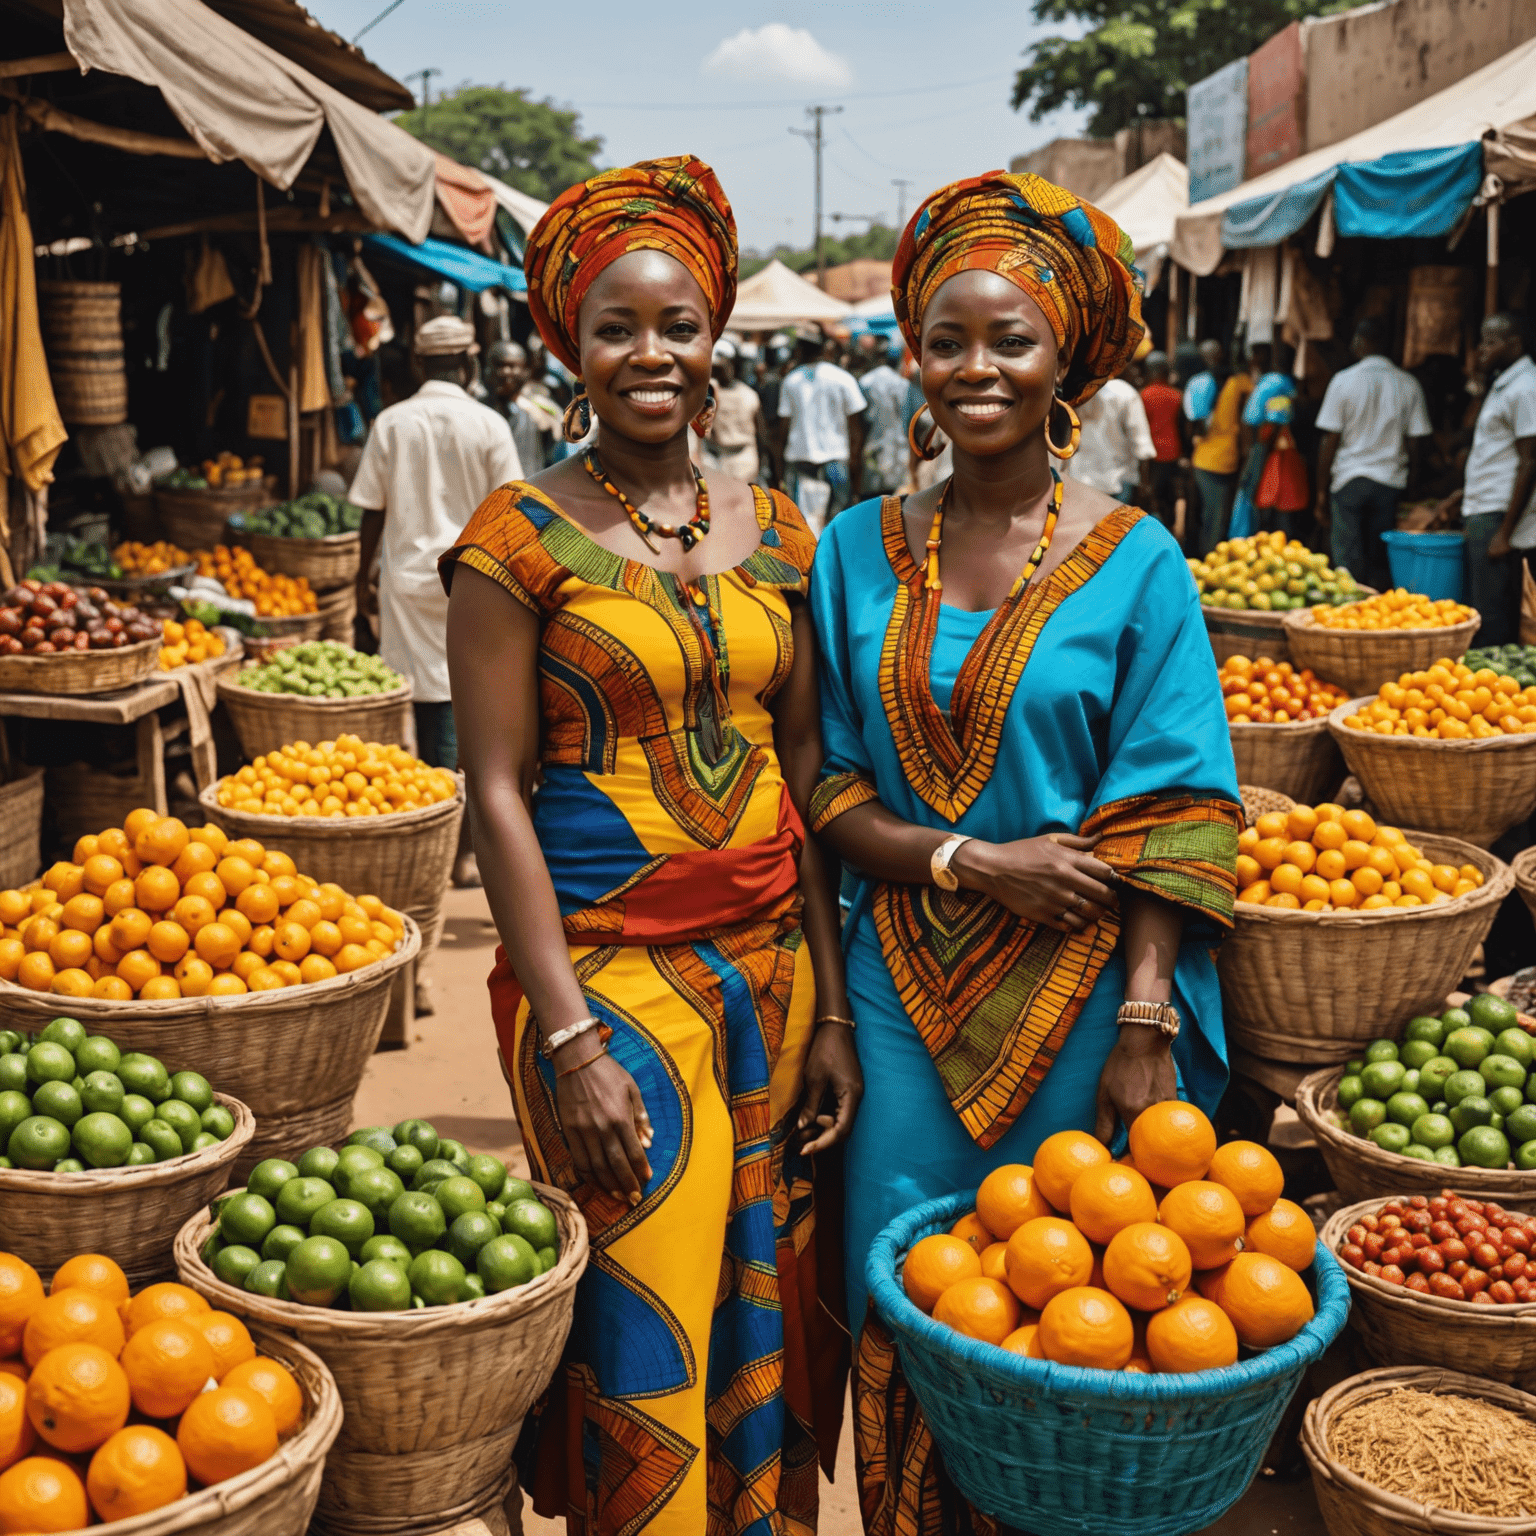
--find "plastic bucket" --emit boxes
[1381,529,1464,601]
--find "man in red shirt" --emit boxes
[1140,350,1186,540]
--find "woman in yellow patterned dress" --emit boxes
[440,157,860,1536]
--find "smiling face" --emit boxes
[918,269,1065,457]
[577,250,713,444]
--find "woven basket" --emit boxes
[0,1094,251,1287]
[0,636,159,696]
[0,767,44,888]
[1282,607,1482,698]
[245,531,360,593]
[1326,698,1536,849]
[310,1469,518,1536]
[1238,784,1296,826]
[258,611,326,643]
[866,1189,1349,1535]
[176,1181,587,1528]
[1220,831,1512,1063]
[154,484,269,552]
[1303,1367,1536,1536]
[215,674,414,757]
[1510,849,1536,929]
[1317,1202,1536,1389]
[1230,717,1345,805]
[316,583,357,643]
[1204,605,1293,666]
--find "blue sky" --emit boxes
[304,1,1087,252]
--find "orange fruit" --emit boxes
[1205,1141,1285,1217]
[135,817,189,868]
[308,920,342,957]
[194,923,241,970]
[25,1344,129,1453]
[120,1320,216,1419]
[145,921,189,965]
[235,883,279,925]
[123,808,161,845]
[173,955,215,996]
[1340,809,1376,843]
[1037,1286,1134,1370]
[1032,1131,1111,1212]
[217,908,252,946]
[298,954,338,985]
[0,1456,89,1532]
[141,976,181,1002]
[247,967,286,992]
[1003,1217,1093,1311]
[933,1276,1021,1346]
[23,1290,124,1368]
[103,876,138,916]
[1157,1182,1247,1270]
[1244,1199,1317,1272]
[46,929,92,970]
[188,824,229,857]
[0,1376,32,1473]
[50,968,93,999]
[214,856,257,897]
[91,925,123,965]
[1312,820,1347,851]
[1127,1101,1216,1187]
[333,943,372,974]
[949,1213,993,1255]
[15,952,54,992]
[221,1358,303,1438]
[1214,1253,1314,1348]
[123,1285,209,1340]
[999,1323,1044,1358]
[1068,1162,1157,1245]
[58,894,103,934]
[975,1165,1052,1241]
[92,976,132,1000]
[978,1243,1009,1282]
[0,940,22,982]
[170,895,216,937]
[1145,1296,1239,1373]
[107,908,152,953]
[21,915,57,952]
[115,950,161,993]
[86,1424,187,1522]
[1123,1350,1154,1374]
[133,866,181,914]
[273,922,311,963]
[171,841,218,885]
[48,1257,127,1310]
[176,1386,277,1485]
[182,873,227,911]
[189,1313,255,1382]
[1101,1221,1192,1311]
[285,899,323,931]
[207,973,249,996]
[41,863,83,902]
[903,1236,982,1313]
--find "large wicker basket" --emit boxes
[245,531,360,592]
[0,1094,252,1287]
[176,1181,588,1531]
[1510,848,1536,929]
[257,611,326,643]
[0,767,44,888]
[1326,698,1536,848]
[316,583,356,643]
[154,484,269,551]
[1282,606,1481,698]
[0,921,419,1182]
[1230,717,1345,804]
[866,1189,1349,1535]
[1204,604,1293,665]
[214,674,413,757]
[1219,829,1511,1063]
[0,636,159,696]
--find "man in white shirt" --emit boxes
[774,327,866,530]
[1062,371,1155,503]
[703,339,768,482]
[857,338,911,496]
[1313,317,1432,591]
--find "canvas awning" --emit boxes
[728,258,852,331]
[1171,35,1536,275]
[362,233,527,295]
[479,173,549,237]
[1093,151,1187,291]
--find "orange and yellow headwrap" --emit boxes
[523,155,738,377]
[892,170,1144,406]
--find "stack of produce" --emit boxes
[1191,532,1361,612]
[232,642,402,699]
[0,581,158,655]
[215,737,458,821]
[1332,997,1536,1171]
[1307,590,1475,630]
[1465,644,1536,688]
[905,1101,1316,1371]
[0,1250,308,1525]
[242,493,361,539]
[201,1121,560,1310]
[54,539,122,583]
[0,809,407,998]
[194,547,317,617]
[159,453,263,491]
[1219,656,1350,723]
[0,1019,232,1172]
[113,541,191,577]
[158,617,226,672]
[1340,658,1536,739]
[1237,802,1484,912]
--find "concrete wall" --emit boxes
[1009,121,1187,202]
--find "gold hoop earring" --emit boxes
[1044,396,1081,460]
[691,385,717,438]
[562,385,592,444]
[907,404,943,461]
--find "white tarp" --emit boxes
[479,172,549,237]
[63,0,435,242]
[728,259,853,331]
[1092,152,1188,291]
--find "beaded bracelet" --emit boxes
[557,1044,609,1080]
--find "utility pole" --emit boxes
[406,67,439,129]
[790,104,842,287]
[892,179,913,229]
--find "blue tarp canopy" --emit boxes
[361,234,527,295]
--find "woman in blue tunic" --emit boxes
[806,171,1243,1536]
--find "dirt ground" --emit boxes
[351,886,1330,1536]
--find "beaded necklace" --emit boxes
[924,470,1063,597]
[582,449,711,553]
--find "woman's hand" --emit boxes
[795,1023,863,1155]
[1094,1025,1177,1145]
[555,1049,654,1202]
[953,833,1119,932]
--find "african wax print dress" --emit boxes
[440,482,843,1536]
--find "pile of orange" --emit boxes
[1308,589,1474,630]
[1341,659,1536,740]
[215,736,459,820]
[0,808,406,999]
[194,546,316,617]
[1236,801,1484,913]
[1218,656,1349,724]
[903,1101,1317,1374]
[0,1251,304,1528]
[159,618,227,673]
[112,541,193,576]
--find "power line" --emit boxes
[352,0,407,43]
[574,72,1010,114]
[841,127,908,174]
[789,105,842,285]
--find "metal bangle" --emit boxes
[815,1014,856,1030]
[540,1015,600,1059]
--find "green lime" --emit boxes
[1412,1112,1456,1149]
[476,1233,537,1293]
[392,1119,439,1159]
[73,1036,120,1075]
[1492,1085,1526,1117]
[465,1155,507,1201]
[1349,1098,1387,1135]
[213,1244,262,1288]
[1480,1054,1528,1092]
[9,1115,70,1169]
[1433,1146,1462,1167]
[1518,1141,1536,1171]
[496,1176,534,1205]
[1401,1144,1436,1162]
[388,1191,447,1251]
[0,1055,26,1093]
[1360,1061,1406,1100]
[1364,1039,1400,1064]
[1445,1029,1492,1070]
[0,1031,19,1055]
[0,1158,11,1169]
[446,1211,501,1267]
[1445,1070,1488,1107]
[200,1105,234,1141]
[119,1095,155,1136]
[26,1041,75,1086]
[262,1224,307,1263]
[1492,1110,1505,1133]
[485,1201,506,1225]
[200,1231,223,1267]
[1506,1105,1536,1145]
[1460,1125,1512,1169]
[287,1235,352,1306]
[408,1249,466,1306]
[191,1132,219,1153]
[360,1234,413,1265]
[1345,1058,1366,1075]
[332,1144,385,1197]
[350,1258,412,1311]
[297,1145,340,1182]
[1399,1039,1439,1070]
[1404,1015,1447,1048]
[169,1072,213,1114]
[244,1260,291,1300]
[1418,1057,1459,1098]
[53,1157,84,1173]
[387,1144,424,1182]
[1442,1007,1474,1033]
[72,1112,132,1168]
[310,1198,375,1257]
[78,1072,124,1116]
[434,1176,486,1224]
[502,1198,558,1253]
[220,1192,278,1248]
[0,1090,30,1148]
[126,1143,154,1167]
[437,1138,470,1173]
[1402,1070,1422,1095]
[411,1159,460,1191]
[1470,994,1520,1034]
[1386,1092,1430,1128]
[245,1160,299,1206]
[1496,1028,1535,1070]
[1337,1075,1364,1111]
[1451,1096,1494,1134]
[1370,1122,1411,1154]
[116,1054,169,1100]
[275,1177,337,1227]
[31,1081,80,1129]
[344,1167,404,1225]
[39,1017,85,1055]
[155,1099,201,1152]
[459,1273,486,1301]
[346,1127,397,1158]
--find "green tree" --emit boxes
[395,86,603,203]
[1013,0,1352,136]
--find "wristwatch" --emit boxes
[1116,1001,1181,1041]
[930,834,974,892]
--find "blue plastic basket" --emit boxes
[1381,530,1465,602]
[867,1190,1351,1536]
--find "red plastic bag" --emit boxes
[1255,428,1309,512]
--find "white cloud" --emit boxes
[701,24,852,90]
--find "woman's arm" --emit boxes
[446,565,652,1202]
[771,604,862,1154]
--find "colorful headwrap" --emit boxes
[523,155,738,377]
[892,170,1144,405]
